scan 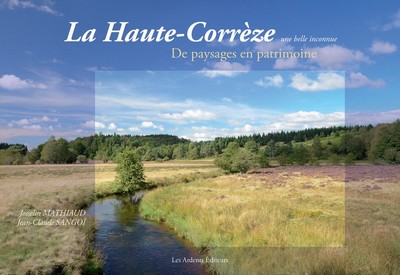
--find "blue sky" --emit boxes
[0,0,399,147]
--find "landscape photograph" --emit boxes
[1,70,399,274]
[1,1,400,274]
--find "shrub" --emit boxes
[383,148,398,164]
[76,155,88,164]
[277,154,292,166]
[292,145,311,165]
[344,153,356,165]
[231,148,260,173]
[114,149,146,193]
[215,143,260,173]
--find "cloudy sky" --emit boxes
[95,71,345,141]
[0,0,399,147]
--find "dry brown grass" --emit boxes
[345,170,400,274]
[0,165,96,274]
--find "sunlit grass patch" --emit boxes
[141,171,345,247]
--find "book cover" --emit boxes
[1,1,399,274]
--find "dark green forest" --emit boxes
[1,120,399,169]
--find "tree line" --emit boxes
[0,121,399,170]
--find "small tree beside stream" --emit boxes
[114,149,146,193]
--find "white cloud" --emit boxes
[9,116,56,127]
[96,93,279,128]
[96,95,195,112]
[22,124,42,131]
[381,10,400,31]
[234,124,255,134]
[128,127,141,132]
[26,71,92,107]
[13,118,30,126]
[136,115,148,121]
[82,121,93,128]
[95,122,106,129]
[346,72,385,89]
[22,124,42,130]
[255,74,283,88]
[141,121,155,128]
[37,116,50,122]
[189,126,230,141]
[289,72,344,91]
[107,123,117,130]
[186,110,344,141]
[194,132,208,138]
[141,121,164,131]
[222,97,232,103]
[262,111,344,133]
[262,44,371,70]
[82,120,106,129]
[2,0,62,16]
[283,111,344,124]
[30,116,54,123]
[160,109,216,121]
[306,45,370,70]
[369,40,397,54]
[179,109,346,142]
[199,61,250,78]
[273,58,303,69]
[256,43,369,70]
[0,74,47,90]
[190,124,254,141]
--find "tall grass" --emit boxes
[141,166,400,274]
[141,173,345,248]
[0,165,100,274]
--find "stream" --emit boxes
[87,195,209,275]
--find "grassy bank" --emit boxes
[141,166,400,274]
[0,165,100,274]
[0,160,221,274]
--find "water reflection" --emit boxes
[87,196,208,275]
